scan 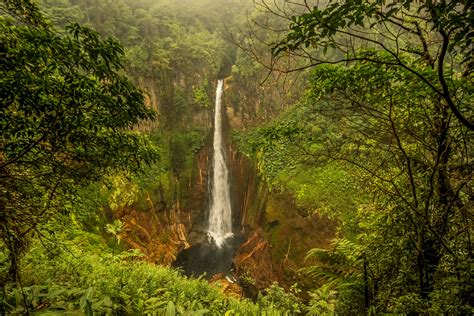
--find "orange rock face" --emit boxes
[210,273,243,299]
[118,208,190,266]
[233,228,279,289]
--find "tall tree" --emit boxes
[243,0,472,313]
[264,0,474,130]
[0,0,158,284]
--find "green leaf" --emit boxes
[79,287,94,316]
[166,301,176,316]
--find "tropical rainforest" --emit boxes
[0,0,472,315]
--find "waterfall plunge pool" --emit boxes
[173,234,245,278]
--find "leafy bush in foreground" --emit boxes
[0,240,295,315]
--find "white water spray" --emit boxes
[207,79,233,247]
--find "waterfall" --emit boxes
[208,79,233,247]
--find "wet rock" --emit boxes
[210,273,243,299]
[118,208,190,266]
[173,235,244,278]
[233,228,279,289]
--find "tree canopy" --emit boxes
[0,0,158,284]
[268,0,473,130]
[238,0,473,313]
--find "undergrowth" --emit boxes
[0,232,298,315]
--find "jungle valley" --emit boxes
[1,0,472,314]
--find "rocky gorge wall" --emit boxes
[115,76,337,292]
[228,146,337,290]
[225,78,338,290]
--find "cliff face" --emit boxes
[135,75,213,132]
[116,144,212,266]
[228,146,337,289]
[116,76,336,289]
[223,77,337,289]
[115,74,215,265]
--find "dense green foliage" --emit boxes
[271,0,473,130]
[0,0,158,287]
[38,0,246,129]
[0,226,300,314]
[239,0,473,313]
[30,0,247,226]
[2,0,472,314]
[2,1,309,314]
